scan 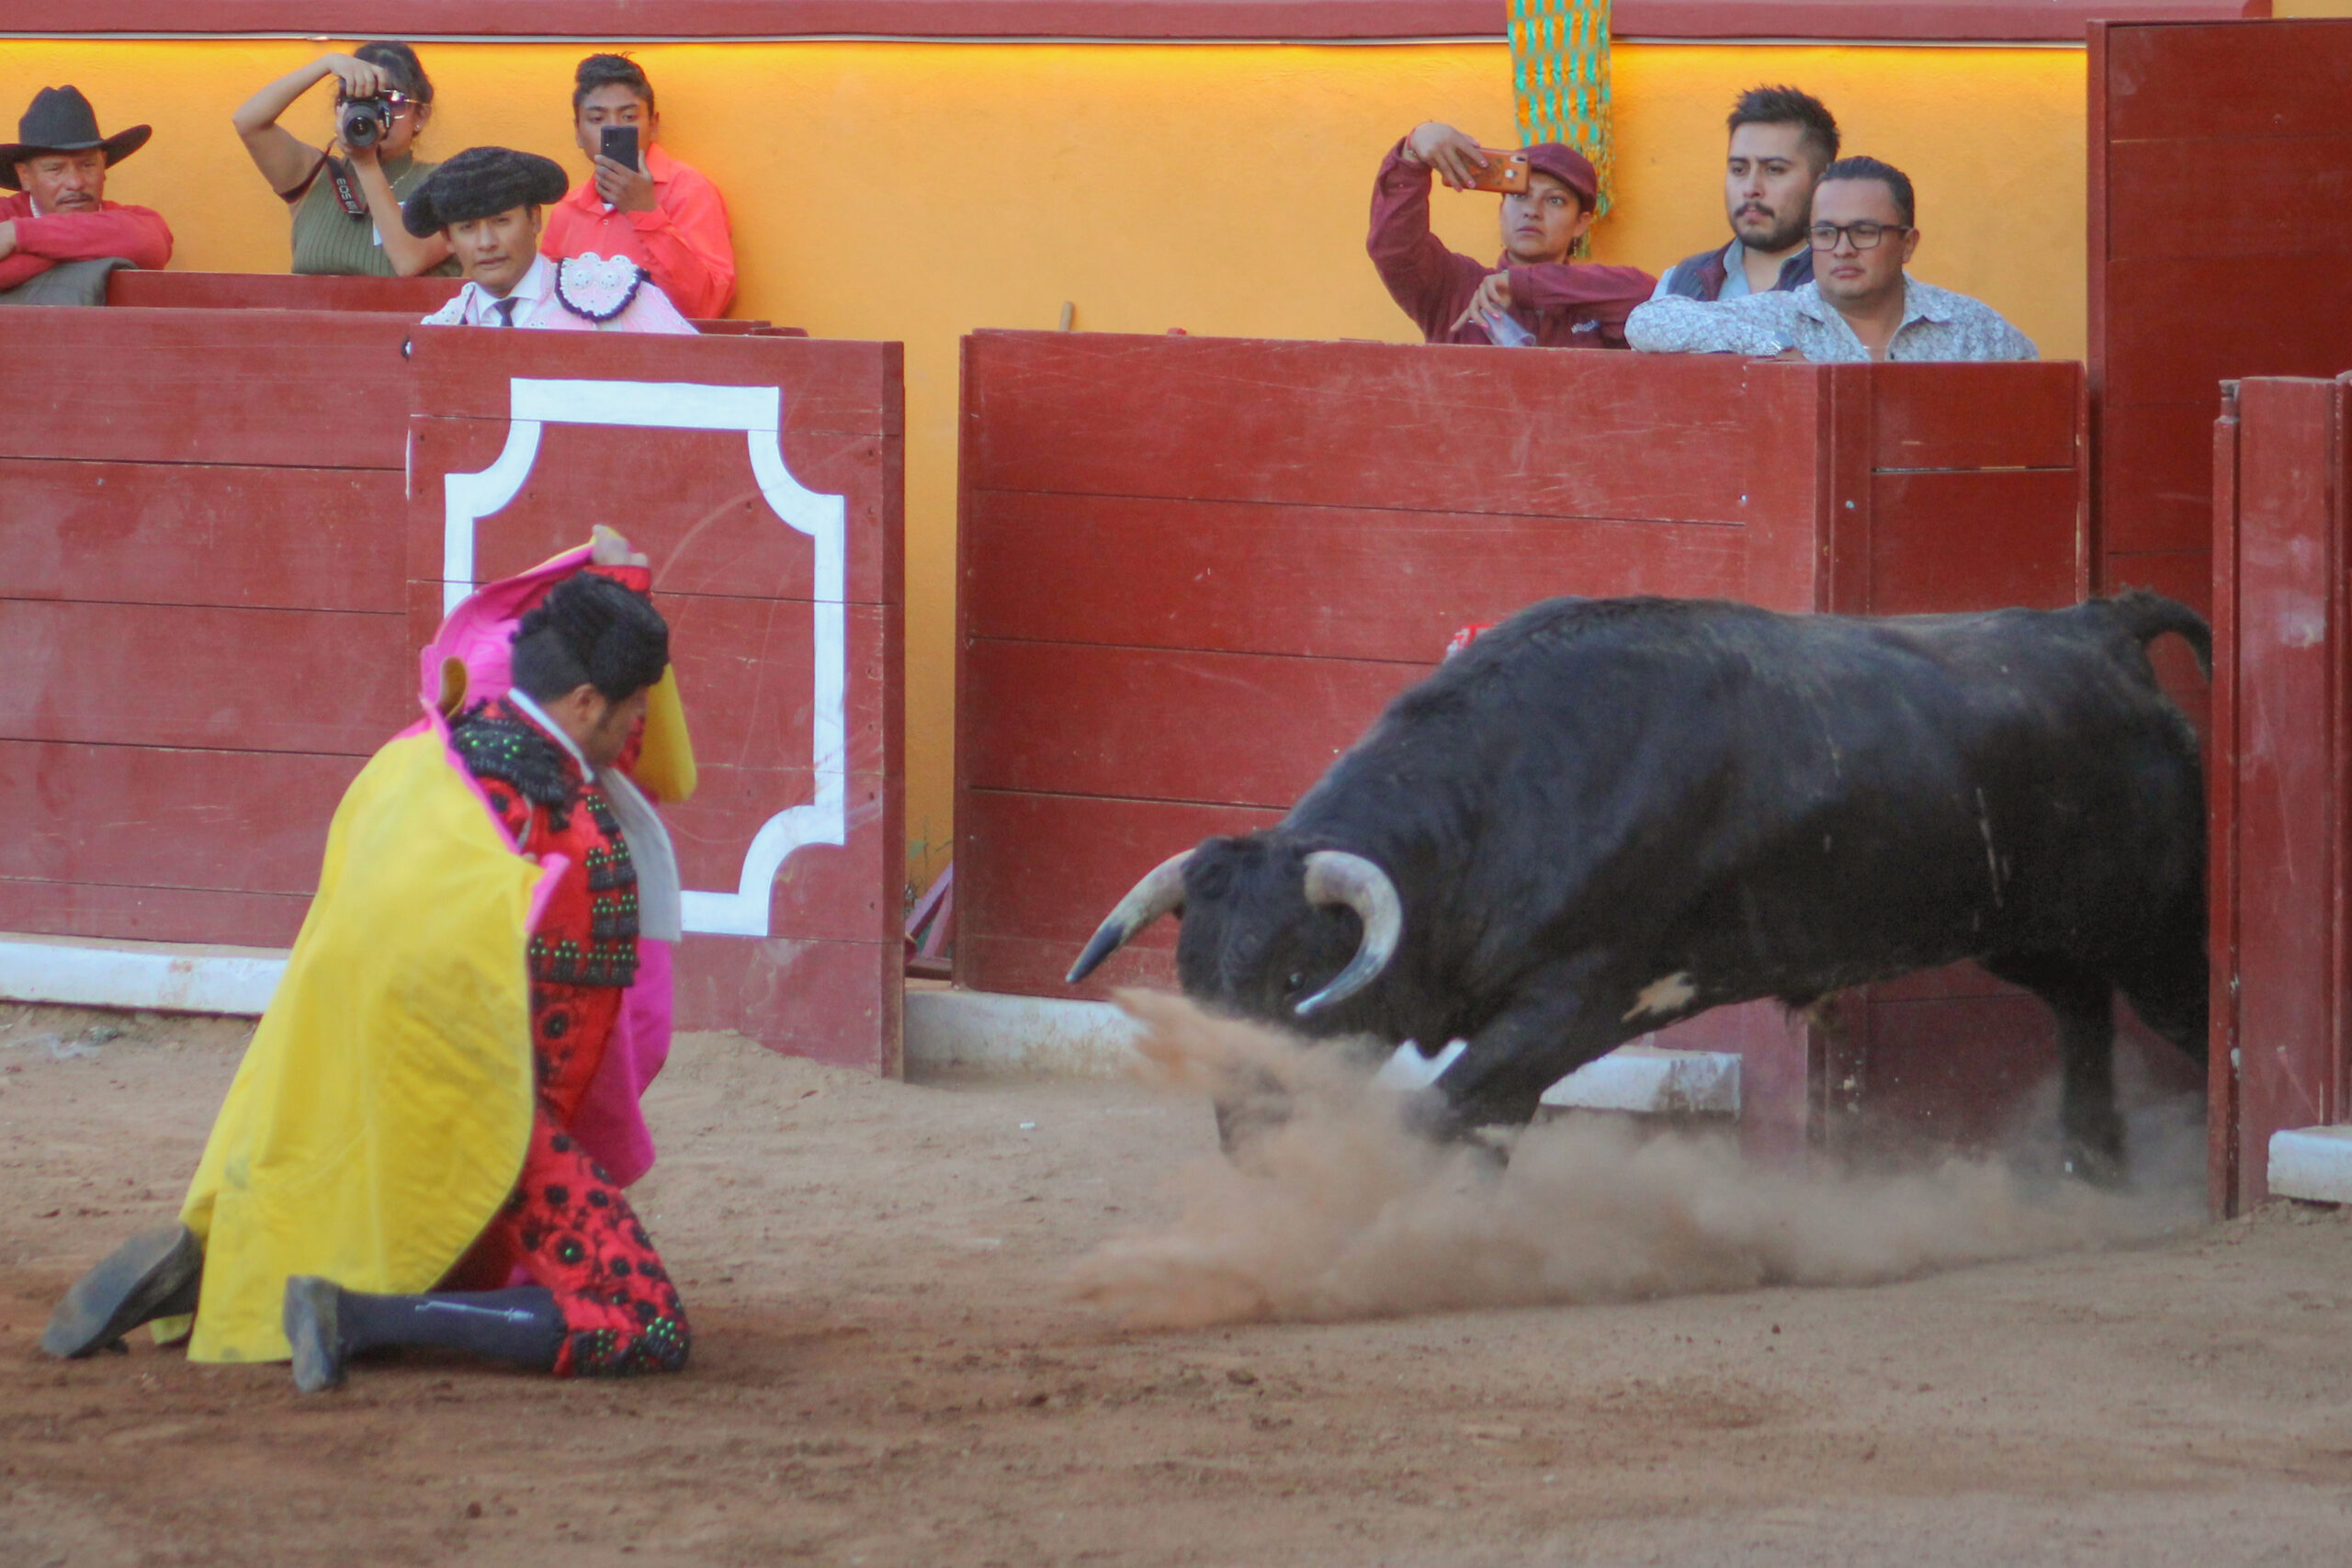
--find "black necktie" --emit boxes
[490,297,519,328]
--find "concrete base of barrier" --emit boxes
[905,985,1145,1077]
[1539,1043,1742,1118]
[2268,1126,2352,1205]
[906,984,1747,1117]
[0,933,286,1016]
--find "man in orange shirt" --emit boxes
[539,54,735,321]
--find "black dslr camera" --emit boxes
[337,93,398,149]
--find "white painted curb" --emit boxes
[905,988,1145,1077]
[1540,1043,1743,1117]
[0,933,286,1016]
[2268,1124,2352,1204]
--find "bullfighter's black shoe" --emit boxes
[40,1223,204,1359]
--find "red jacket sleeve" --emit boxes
[1366,139,1484,344]
[625,166,735,320]
[1504,261,1659,349]
[11,202,174,271]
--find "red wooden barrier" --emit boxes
[0,306,905,1074]
[2090,17,2352,707]
[956,331,2093,1157]
[103,270,779,333]
[2209,376,2352,1212]
[108,270,461,313]
[405,329,906,1069]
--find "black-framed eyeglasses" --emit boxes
[1808,221,1909,251]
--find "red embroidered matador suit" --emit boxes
[435,574,688,1377]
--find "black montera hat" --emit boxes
[402,146,569,237]
[1,86,152,189]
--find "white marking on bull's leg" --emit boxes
[1622,972,1698,1022]
[1371,1039,1468,1092]
[1976,787,2005,908]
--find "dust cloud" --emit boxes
[1069,991,2204,1329]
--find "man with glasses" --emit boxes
[1625,156,2033,362]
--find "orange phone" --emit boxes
[1466,150,1532,194]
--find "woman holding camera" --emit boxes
[232,42,456,277]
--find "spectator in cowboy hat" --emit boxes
[408,146,695,333]
[1368,120,1654,349]
[0,85,173,306]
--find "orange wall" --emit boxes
[3,39,2086,893]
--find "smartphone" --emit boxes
[599,124,641,170]
[1466,150,1531,194]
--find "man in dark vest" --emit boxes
[1651,85,1837,304]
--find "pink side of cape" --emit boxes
[417,546,673,1190]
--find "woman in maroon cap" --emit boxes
[1367,121,1654,349]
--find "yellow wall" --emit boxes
[3,38,2086,890]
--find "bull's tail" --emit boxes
[2102,590,2212,679]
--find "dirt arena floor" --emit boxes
[4,1001,2350,1568]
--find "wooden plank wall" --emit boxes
[0,307,416,945]
[405,329,907,1073]
[108,270,462,313]
[2090,17,2352,712]
[956,332,2092,1156]
[2209,376,2351,1212]
[1,309,905,1076]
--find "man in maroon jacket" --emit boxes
[0,86,174,306]
[1368,121,1653,349]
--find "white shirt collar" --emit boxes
[474,254,549,321]
[504,688,594,774]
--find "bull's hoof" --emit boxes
[2062,1141,2127,1190]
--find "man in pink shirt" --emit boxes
[539,55,735,321]
[1368,121,1651,349]
[408,146,695,334]
[0,86,174,306]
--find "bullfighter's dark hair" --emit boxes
[1727,85,1839,170]
[573,52,655,116]
[511,573,671,705]
[1819,155,1916,229]
[348,41,434,107]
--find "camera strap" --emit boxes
[325,156,369,218]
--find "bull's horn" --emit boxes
[1066,851,1193,984]
[1295,851,1403,1016]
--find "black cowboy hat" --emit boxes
[0,86,152,188]
[403,146,569,236]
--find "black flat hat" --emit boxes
[403,146,569,236]
[0,86,152,189]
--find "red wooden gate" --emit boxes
[2210,376,2352,1212]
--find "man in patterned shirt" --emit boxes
[1626,156,2034,364]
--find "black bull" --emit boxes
[1069,592,2211,1182]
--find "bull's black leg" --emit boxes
[1422,960,1630,1138]
[1982,953,2125,1186]
[2108,916,2210,1069]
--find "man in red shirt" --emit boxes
[539,54,735,321]
[0,85,173,305]
[1367,120,1651,349]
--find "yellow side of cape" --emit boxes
[176,729,546,1364]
